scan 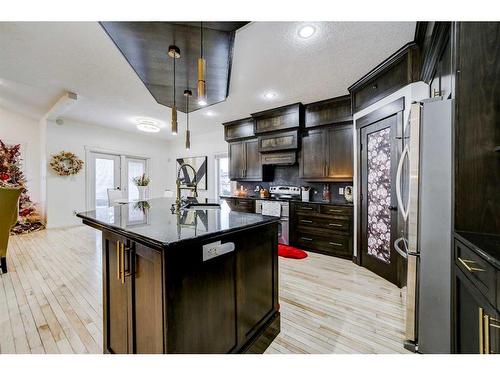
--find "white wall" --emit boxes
[351,82,429,256]
[0,107,41,205]
[46,119,171,228]
[163,126,228,201]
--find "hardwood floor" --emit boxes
[0,226,409,354]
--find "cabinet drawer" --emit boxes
[292,202,319,213]
[319,205,353,217]
[455,239,497,307]
[296,233,351,258]
[297,215,350,233]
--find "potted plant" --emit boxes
[132,173,150,201]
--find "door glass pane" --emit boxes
[95,158,115,208]
[128,160,145,201]
[367,127,391,264]
[218,157,231,197]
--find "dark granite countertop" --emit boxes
[455,231,500,269]
[77,197,280,250]
[220,195,354,207]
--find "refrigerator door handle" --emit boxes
[396,144,410,221]
[394,236,408,259]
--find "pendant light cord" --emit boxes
[200,21,203,58]
[186,94,189,131]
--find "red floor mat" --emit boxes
[278,244,308,259]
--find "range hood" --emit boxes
[261,151,296,165]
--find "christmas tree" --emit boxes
[0,140,45,234]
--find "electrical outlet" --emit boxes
[339,188,344,195]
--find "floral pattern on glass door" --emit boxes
[367,127,391,264]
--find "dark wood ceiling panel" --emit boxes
[100,22,248,113]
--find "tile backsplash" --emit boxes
[234,165,353,204]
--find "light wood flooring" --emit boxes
[0,226,409,354]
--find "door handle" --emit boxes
[396,144,410,221]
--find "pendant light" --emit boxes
[197,22,207,106]
[184,89,192,150]
[168,45,180,135]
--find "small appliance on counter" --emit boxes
[301,186,310,202]
[259,188,270,198]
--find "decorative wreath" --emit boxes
[49,151,84,176]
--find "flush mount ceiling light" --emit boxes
[136,120,161,133]
[197,22,207,106]
[168,45,181,135]
[184,89,193,150]
[205,110,216,117]
[263,91,277,100]
[298,25,316,39]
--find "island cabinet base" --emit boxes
[100,222,280,354]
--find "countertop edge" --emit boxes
[454,231,500,269]
[77,212,281,251]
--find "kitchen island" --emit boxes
[76,198,280,354]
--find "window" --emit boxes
[215,154,230,202]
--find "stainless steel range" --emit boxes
[255,186,300,245]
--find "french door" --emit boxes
[88,151,149,209]
[358,100,404,287]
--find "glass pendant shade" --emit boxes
[171,106,178,135]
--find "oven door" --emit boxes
[278,217,289,245]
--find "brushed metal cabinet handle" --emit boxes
[329,242,342,247]
[120,242,125,284]
[300,219,313,223]
[484,314,490,354]
[116,241,121,281]
[301,237,313,242]
[329,223,342,227]
[480,307,484,354]
[301,207,313,210]
[458,257,486,273]
[329,209,342,213]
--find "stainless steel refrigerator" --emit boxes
[394,97,453,353]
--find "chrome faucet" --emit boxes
[174,164,198,211]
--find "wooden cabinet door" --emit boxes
[131,243,164,354]
[455,266,500,354]
[244,139,262,180]
[327,124,353,180]
[299,128,327,179]
[102,231,129,354]
[229,142,244,180]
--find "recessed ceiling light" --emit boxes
[135,118,161,133]
[298,25,316,39]
[205,110,216,117]
[198,99,207,106]
[264,91,277,100]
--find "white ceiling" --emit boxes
[0,21,416,139]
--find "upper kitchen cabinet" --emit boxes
[223,118,255,142]
[229,138,268,181]
[304,95,352,128]
[416,22,453,99]
[299,124,353,181]
[251,103,303,134]
[348,42,421,113]
[454,22,500,236]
